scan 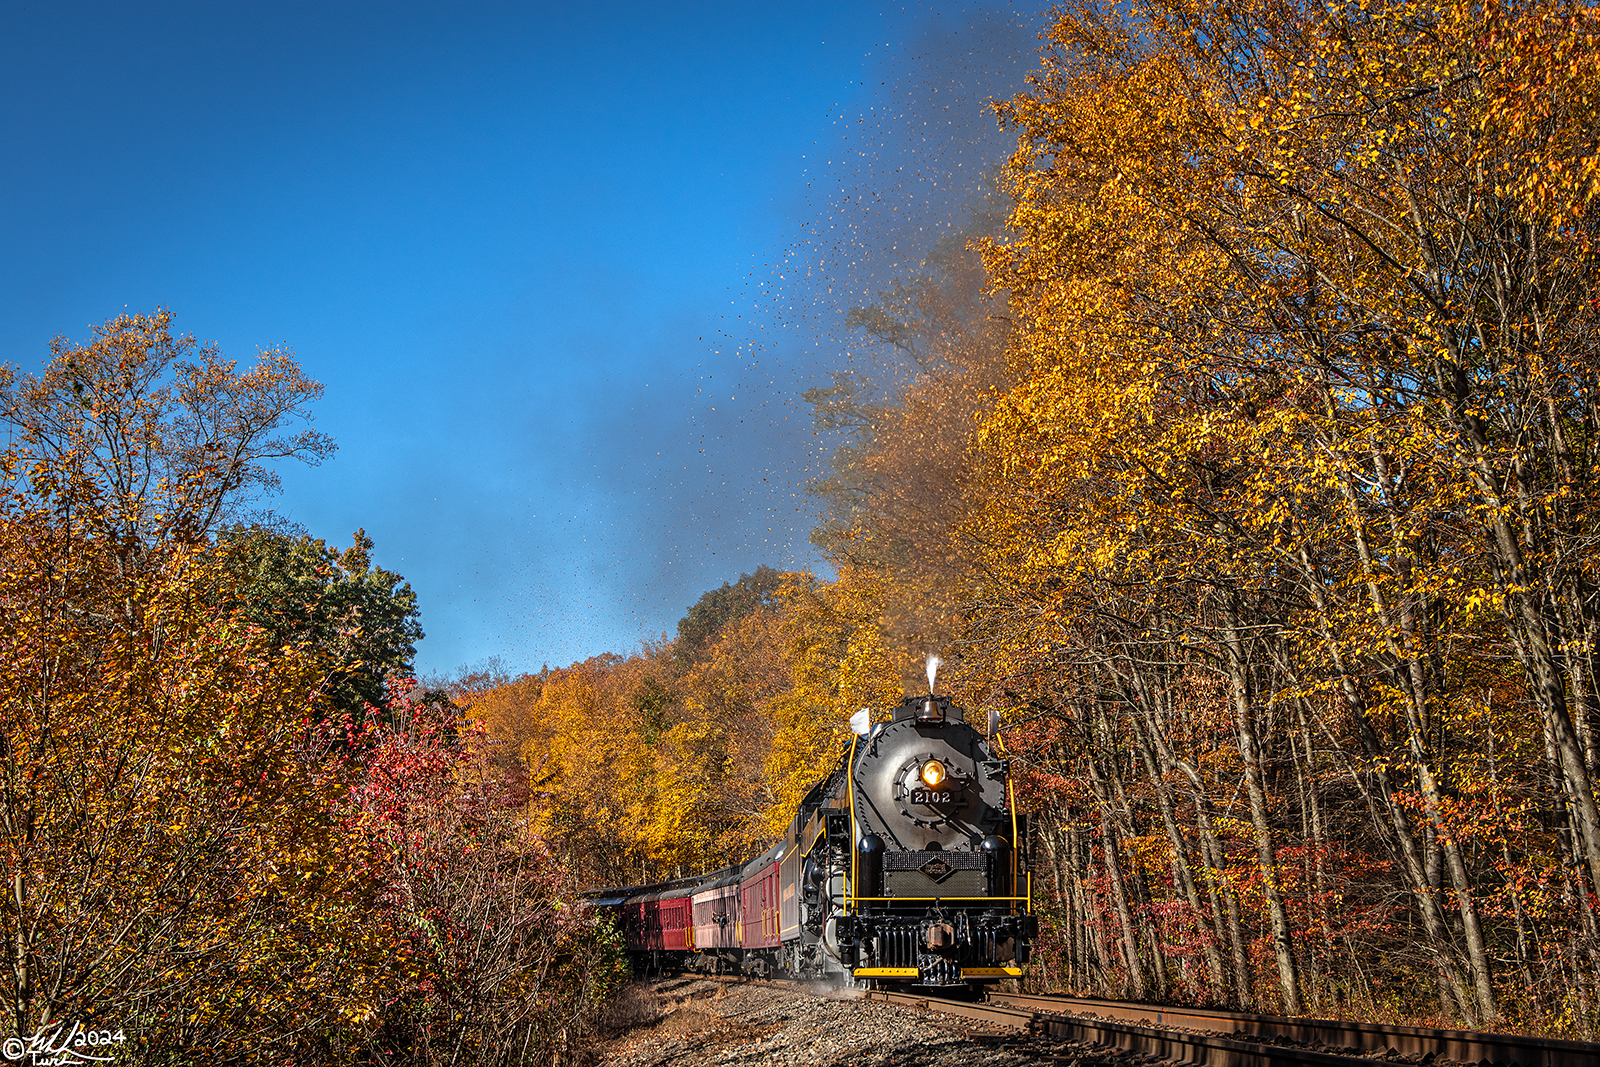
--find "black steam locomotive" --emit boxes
[589,688,1035,991]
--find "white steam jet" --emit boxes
[925,654,942,694]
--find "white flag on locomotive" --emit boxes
[849,707,871,736]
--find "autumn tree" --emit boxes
[222,524,424,721]
[673,566,785,666]
[0,312,391,1055]
[0,309,333,546]
[0,311,632,1064]
[357,690,628,1066]
[524,651,676,884]
[961,0,1600,1029]
[515,578,809,881]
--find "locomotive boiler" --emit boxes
[591,683,1035,991]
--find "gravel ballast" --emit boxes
[594,976,1177,1067]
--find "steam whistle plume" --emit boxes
[926,654,942,694]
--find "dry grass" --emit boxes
[599,983,666,1033]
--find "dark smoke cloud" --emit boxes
[416,2,1048,675]
[780,5,1042,323]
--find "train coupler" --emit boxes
[916,955,964,986]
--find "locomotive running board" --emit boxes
[853,967,1024,978]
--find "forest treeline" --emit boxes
[0,312,625,1064]
[468,0,1600,1038]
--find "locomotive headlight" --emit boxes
[920,759,947,788]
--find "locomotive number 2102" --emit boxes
[909,789,953,805]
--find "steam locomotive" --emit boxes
[588,686,1035,991]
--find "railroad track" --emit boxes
[863,989,1600,1067]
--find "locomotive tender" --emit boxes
[589,690,1035,990]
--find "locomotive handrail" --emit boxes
[847,732,859,917]
[847,895,1031,903]
[994,729,1024,909]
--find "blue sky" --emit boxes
[0,1,1040,675]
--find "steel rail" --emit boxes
[988,993,1600,1067]
[866,989,1600,1067]
[864,989,1377,1067]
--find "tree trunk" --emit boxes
[1291,543,1479,1018]
[1087,756,1145,999]
[1127,707,1228,999]
[1073,825,1115,996]
[1222,609,1302,1015]
[1194,799,1253,1009]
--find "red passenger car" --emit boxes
[619,878,697,954]
[739,842,784,952]
[691,867,743,958]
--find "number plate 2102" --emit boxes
[909,789,953,805]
